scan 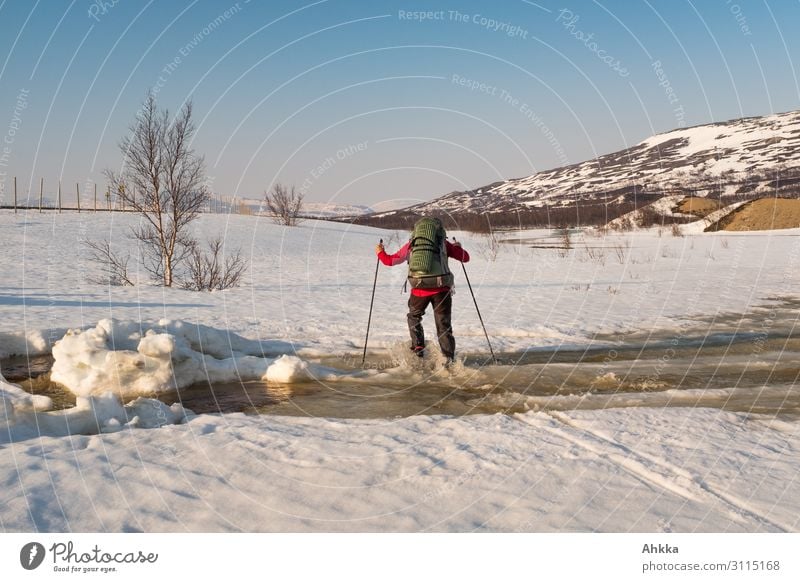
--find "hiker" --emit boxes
[376,217,470,363]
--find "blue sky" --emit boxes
[0,0,798,207]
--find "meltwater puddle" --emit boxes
[7,338,800,419]
[156,327,800,419]
[176,294,800,419]
[7,300,800,420]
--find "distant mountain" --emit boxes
[298,202,373,218]
[298,200,414,217]
[369,109,800,220]
[207,197,373,218]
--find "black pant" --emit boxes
[407,290,455,359]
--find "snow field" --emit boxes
[0,406,796,532]
[1,210,799,532]
[3,210,800,360]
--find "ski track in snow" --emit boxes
[517,411,791,532]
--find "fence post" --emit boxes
[58,181,62,213]
[13,176,17,213]
[76,182,81,213]
[94,183,97,212]
[39,178,43,213]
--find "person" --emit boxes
[376,217,470,363]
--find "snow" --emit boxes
[1,406,796,532]
[606,196,749,233]
[264,354,311,383]
[1,210,799,532]
[1,369,190,442]
[0,328,57,360]
[5,210,798,358]
[207,197,373,218]
[1,369,52,414]
[46,318,369,400]
[49,319,289,398]
[298,201,373,218]
[681,200,750,234]
[637,110,800,176]
[607,193,692,225]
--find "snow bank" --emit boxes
[50,319,342,399]
[0,369,52,414]
[51,319,273,398]
[0,328,61,358]
[0,369,191,443]
[682,200,749,234]
[606,195,686,230]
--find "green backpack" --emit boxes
[407,217,454,289]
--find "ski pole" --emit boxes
[453,237,497,364]
[362,238,382,365]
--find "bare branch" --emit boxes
[84,239,134,286]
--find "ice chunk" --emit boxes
[265,355,310,383]
[0,372,192,442]
[0,369,53,414]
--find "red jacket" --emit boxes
[378,240,470,297]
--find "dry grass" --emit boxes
[676,196,722,217]
[718,197,800,231]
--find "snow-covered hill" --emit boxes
[375,109,800,217]
[208,197,373,218]
[297,201,372,218]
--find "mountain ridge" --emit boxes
[366,108,800,223]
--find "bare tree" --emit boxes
[84,239,133,286]
[559,225,572,250]
[478,229,501,262]
[181,237,247,291]
[265,183,303,226]
[105,93,208,287]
